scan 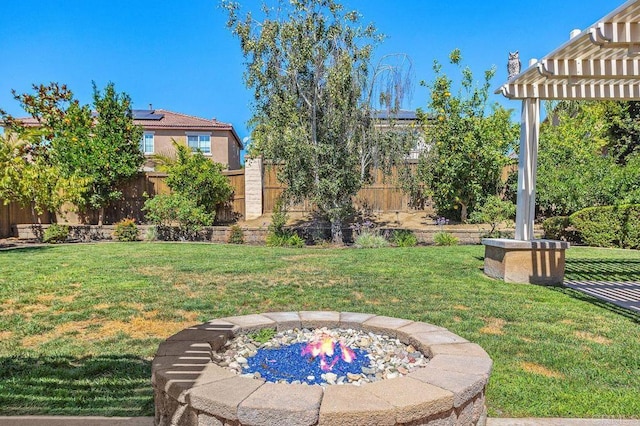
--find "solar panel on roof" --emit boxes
[132,109,164,120]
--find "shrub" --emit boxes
[392,229,418,247]
[266,231,305,248]
[228,225,245,244]
[433,231,458,246]
[354,232,390,248]
[43,224,69,244]
[113,218,139,242]
[469,195,515,237]
[542,216,580,242]
[266,198,304,247]
[143,193,214,234]
[570,204,640,248]
[165,143,234,220]
[286,233,305,248]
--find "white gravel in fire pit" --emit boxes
[212,327,429,386]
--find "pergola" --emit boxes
[484,0,640,283]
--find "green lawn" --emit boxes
[0,243,638,418]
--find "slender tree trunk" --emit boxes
[98,207,104,226]
[460,203,468,223]
[331,218,344,245]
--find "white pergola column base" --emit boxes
[483,238,570,285]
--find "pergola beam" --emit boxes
[500,82,640,100]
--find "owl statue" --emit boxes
[507,51,521,79]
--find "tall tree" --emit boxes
[223,0,413,243]
[54,82,144,224]
[603,101,640,164]
[2,82,144,224]
[536,100,640,216]
[416,50,518,222]
[0,83,88,221]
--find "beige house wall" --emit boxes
[142,128,241,170]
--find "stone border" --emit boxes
[153,312,493,426]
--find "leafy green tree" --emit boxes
[416,50,518,221]
[223,0,414,244]
[52,82,143,224]
[537,101,640,216]
[2,82,143,224]
[0,84,88,221]
[604,101,640,164]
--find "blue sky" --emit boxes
[0,0,618,151]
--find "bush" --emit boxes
[542,216,579,242]
[570,204,640,248]
[266,231,305,248]
[266,198,304,247]
[143,193,214,234]
[433,231,458,246]
[43,224,69,243]
[227,225,245,244]
[354,232,390,248]
[113,218,139,242]
[165,143,234,219]
[286,233,305,248]
[469,195,515,237]
[392,229,418,247]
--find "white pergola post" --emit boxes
[514,98,540,241]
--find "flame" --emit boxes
[341,345,356,363]
[321,337,335,356]
[301,333,357,372]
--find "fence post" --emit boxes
[244,157,263,220]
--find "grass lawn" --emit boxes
[0,243,638,418]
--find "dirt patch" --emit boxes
[479,317,506,335]
[520,361,564,379]
[575,331,612,345]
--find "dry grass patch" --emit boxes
[479,317,506,335]
[0,331,13,340]
[21,310,201,348]
[520,361,565,379]
[575,331,612,345]
[453,305,470,311]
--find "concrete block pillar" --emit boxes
[244,157,263,220]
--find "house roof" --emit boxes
[9,108,244,149]
[373,109,417,120]
[498,0,640,100]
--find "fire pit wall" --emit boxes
[152,312,493,426]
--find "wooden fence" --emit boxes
[0,171,246,238]
[263,163,419,214]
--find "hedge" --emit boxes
[569,204,640,249]
[542,216,580,243]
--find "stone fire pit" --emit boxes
[152,311,493,426]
